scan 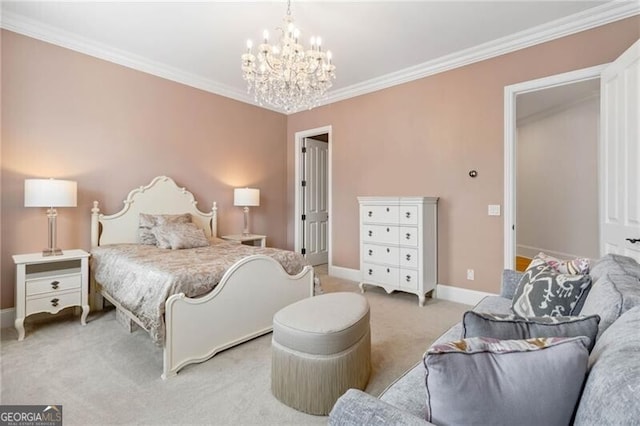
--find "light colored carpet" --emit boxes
[0,266,470,425]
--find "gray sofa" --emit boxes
[329,254,640,425]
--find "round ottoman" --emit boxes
[271,292,371,415]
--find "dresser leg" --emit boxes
[80,305,90,325]
[418,295,426,307]
[359,282,366,293]
[15,317,25,341]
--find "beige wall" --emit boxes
[517,97,600,260]
[287,17,639,294]
[1,31,287,309]
[1,17,638,310]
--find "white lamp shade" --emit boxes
[25,179,77,208]
[234,188,260,207]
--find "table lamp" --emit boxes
[234,188,260,235]
[25,178,77,256]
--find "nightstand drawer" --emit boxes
[26,290,81,316]
[26,272,81,297]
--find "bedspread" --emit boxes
[91,242,309,343]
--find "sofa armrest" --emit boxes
[329,389,433,426]
[501,269,523,300]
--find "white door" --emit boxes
[600,39,640,262]
[301,138,329,265]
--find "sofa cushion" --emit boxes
[512,262,592,317]
[580,273,640,339]
[589,254,640,283]
[462,311,600,351]
[423,336,589,426]
[574,306,640,425]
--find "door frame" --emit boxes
[503,64,606,269]
[294,125,332,266]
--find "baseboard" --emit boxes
[1,307,16,329]
[328,265,361,282]
[327,265,496,306]
[517,244,582,260]
[435,284,497,306]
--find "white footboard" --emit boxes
[162,255,314,379]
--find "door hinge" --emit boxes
[301,180,307,187]
[302,147,307,153]
[302,214,306,221]
[301,248,306,255]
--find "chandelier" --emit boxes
[241,0,336,112]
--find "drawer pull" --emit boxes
[406,233,411,240]
[51,280,60,289]
[368,269,373,275]
[386,248,390,253]
[406,275,411,282]
[368,249,373,256]
[368,230,373,237]
[406,254,411,261]
[368,211,372,217]
[387,227,390,232]
[386,207,389,212]
[51,298,60,307]
[386,268,390,273]
[405,211,411,218]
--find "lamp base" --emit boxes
[42,248,63,257]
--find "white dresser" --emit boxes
[358,196,438,306]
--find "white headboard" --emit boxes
[91,176,217,247]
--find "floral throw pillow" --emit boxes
[152,222,209,250]
[512,262,592,317]
[529,252,590,275]
[138,213,192,245]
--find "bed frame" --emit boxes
[90,176,314,379]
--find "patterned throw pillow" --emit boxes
[138,213,192,245]
[423,336,589,426]
[512,262,592,317]
[530,252,590,275]
[151,222,209,250]
[462,311,600,351]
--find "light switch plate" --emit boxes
[488,204,501,216]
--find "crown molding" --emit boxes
[323,1,640,107]
[1,2,638,115]
[0,11,283,114]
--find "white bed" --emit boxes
[90,175,314,379]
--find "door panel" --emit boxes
[601,40,640,262]
[302,138,329,265]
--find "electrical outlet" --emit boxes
[467,269,475,280]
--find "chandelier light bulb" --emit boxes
[241,0,336,112]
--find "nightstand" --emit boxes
[221,234,267,248]
[13,249,90,340]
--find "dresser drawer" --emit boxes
[362,205,399,224]
[26,290,81,316]
[399,269,419,291]
[26,273,81,297]
[399,247,419,268]
[363,225,399,244]
[363,244,398,265]
[399,227,419,247]
[362,263,399,286]
[399,206,419,225]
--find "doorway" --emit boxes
[515,79,600,270]
[294,126,332,267]
[503,65,606,269]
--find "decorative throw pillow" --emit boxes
[423,336,589,426]
[462,311,600,351]
[512,262,592,317]
[151,222,209,250]
[138,213,192,245]
[529,252,590,275]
